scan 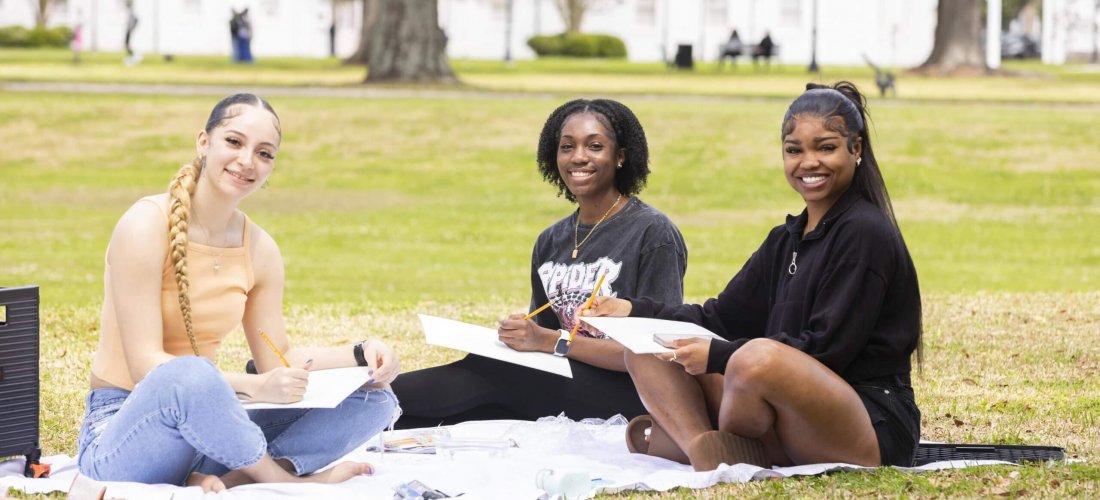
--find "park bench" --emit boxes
[718,43,780,70]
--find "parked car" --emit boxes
[1002,32,1040,59]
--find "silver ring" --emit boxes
[670,354,678,362]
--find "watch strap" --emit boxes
[353,341,369,366]
[553,329,571,357]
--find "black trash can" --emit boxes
[673,44,693,70]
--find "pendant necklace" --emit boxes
[195,217,231,273]
[572,194,622,259]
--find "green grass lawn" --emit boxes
[4,48,1100,104]
[1,53,1098,497]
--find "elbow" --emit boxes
[126,354,171,384]
[127,363,153,384]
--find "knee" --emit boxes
[624,349,659,375]
[143,356,226,396]
[353,389,400,432]
[724,338,785,388]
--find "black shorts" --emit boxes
[852,375,921,467]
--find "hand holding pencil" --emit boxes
[578,296,633,318]
[497,300,556,353]
[567,273,608,344]
[249,329,311,404]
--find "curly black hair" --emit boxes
[536,99,651,203]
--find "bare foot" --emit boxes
[186,472,227,493]
[306,461,373,483]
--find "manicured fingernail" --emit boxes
[368,369,374,375]
[367,378,376,384]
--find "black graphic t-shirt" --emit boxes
[529,197,687,337]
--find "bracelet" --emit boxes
[352,340,369,367]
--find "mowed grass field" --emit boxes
[5,48,1100,104]
[1,52,1098,497]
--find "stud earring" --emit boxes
[856,157,862,166]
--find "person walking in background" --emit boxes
[229,9,242,62]
[329,21,337,58]
[123,0,141,65]
[71,17,84,64]
[237,8,255,64]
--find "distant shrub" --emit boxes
[527,33,627,59]
[593,34,627,58]
[0,26,30,47]
[0,26,72,47]
[561,34,599,57]
[527,35,564,57]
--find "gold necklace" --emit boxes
[193,216,231,273]
[572,194,622,259]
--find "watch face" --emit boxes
[554,338,569,356]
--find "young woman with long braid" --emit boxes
[79,94,400,492]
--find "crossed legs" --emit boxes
[78,358,380,492]
[626,338,880,469]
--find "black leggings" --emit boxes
[390,354,647,429]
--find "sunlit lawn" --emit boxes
[1,55,1098,497]
[4,48,1100,104]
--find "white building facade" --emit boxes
[1,0,341,58]
[1,0,1094,66]
[440,0,939,67]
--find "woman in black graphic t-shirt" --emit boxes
[392,99,687,427]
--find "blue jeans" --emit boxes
[77,357,398,485]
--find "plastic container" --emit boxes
[535,469,590,500]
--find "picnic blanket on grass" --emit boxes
[1,416,1017,499]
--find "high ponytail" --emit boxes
[168,157,202,356]
[782,81,898,232]
[782,81,922,370]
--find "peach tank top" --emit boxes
[91,196,255,390]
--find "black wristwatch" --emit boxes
[552,329,571,357]
[352,340,369,366]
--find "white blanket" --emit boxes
[0,417,1013,499]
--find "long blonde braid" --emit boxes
[168,157,202,356]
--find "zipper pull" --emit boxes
[788,251,798,275]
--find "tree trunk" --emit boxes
[365,0,457,84]
[343,0,381,65]
[30,0,50,27]
[917,0,988,74]
[556,0,589,34]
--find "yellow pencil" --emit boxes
[258,328,291,368]
[568,273,607,344]
[521,300,555,321]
